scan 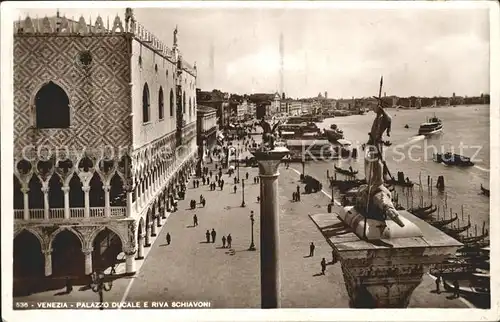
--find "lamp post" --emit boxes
[241,179,246,207]
[249,211,256,251]
[237,147,241,183]
[90,270,113,310]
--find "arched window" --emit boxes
[142,83,150,123]
[169,89,174,117]
[35,81,70,128]
[183,91,186,114]
[158,87,164,120]
[189,98,192,117]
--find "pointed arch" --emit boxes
[91,227,124,272]
[34,81,70,128]
[158,86,164,120]
[142,83,150,123]
[28,175,43,209]
[14,175,24,210]
[169,89,174,117]
[69,173,84,207]
[51,228,85,277]
[109,173,126,206]
[89,172,104,207]
[48,173,64,208]
[14,230,44,278]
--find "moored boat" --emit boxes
[480,184,490,197]
[334,165,358,176]
[418,115,443,135]
[433,152,475,167]
[324,124,344,143]
[428,214,458,229]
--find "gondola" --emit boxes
[334,165,358,176]
[480,184,490,197]
[441,221,472,236]
[408,203,433,214]
[428,214,458,229]
[412,205,437,219]
[385,178,414,187]
[433,152,474,167]
[458,231,489,244]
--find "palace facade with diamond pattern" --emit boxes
[13,9,197,287]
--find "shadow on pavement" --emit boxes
[313,273,324,277]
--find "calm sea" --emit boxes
[303,105,490,234]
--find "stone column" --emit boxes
[127,188,133,217]
[254,147,289,309]
[136,235,145,260]
[124,248,136,274]
[21,187,30,220]
[151,215,158,236]
[145,225,151,247]
[103,185,111,217]
[41,186,50,220]
[135,185,140,211]
[61,186,70,219]
[83,247,93,275]
[82,186,91,218]
[158,208,164,224]
[43,249,52,276]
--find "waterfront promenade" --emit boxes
[13,143,469,308]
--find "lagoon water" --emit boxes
[302,105,490,234]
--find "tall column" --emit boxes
[254,147,289,309]
[41,186,49,220]
[43,249,52,276]
[21,187,30,220]
[136,235,145,260]
[151,215,157,236]
[82,186,91,218]
[61,186,70,219]
[83,247,93,275]
[124,248,136,274]
[135,186,140,212]
[127,189,133,217]
[145,225,151,247]
[103,185,111,217]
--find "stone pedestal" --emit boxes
[253,146,289,309]
[310,208,462,308]
[125,252,136,274]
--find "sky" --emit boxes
[15,4,491,99]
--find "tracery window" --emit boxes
[34,81,70,128]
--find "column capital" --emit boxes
[61,186,70,193]
[82,186,91,193]
[42,248,53,255]
[41,186,50,193]
[21,187,30,194]
[253,148,289,177]
[103,185,111,191]
[82,247,94,255]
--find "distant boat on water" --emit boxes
[418,114,443,135]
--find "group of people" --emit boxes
[435,274,461,298]
[204,228,233,248]
[309,242,328,275]
[292,185,301,202]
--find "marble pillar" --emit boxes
[253,146,289,309]
[151,216,157,236]
[82,186,91,218]
[61,186,70,219]
[136,235,145,260]
[43,249,52,276]
[83,247,93,275]
[42,186,49,220]
[103,185,111,217]
[145,226,151,247]
[124,247,136,274]
[21,187,30,220]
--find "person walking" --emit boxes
[221,179,225,191]
[205,230,210,243]
[321,258,327,275]
[453,280,460,298]
[65,277,73,293]
[200,194,204,204]
[201,197,206,207]
[296,185,301,201]
[435,274,442,294]
[166,232,171,245]
[222,236,226,248]
[227,234,232,248]
[309,242,315,257]
[246,172,249,180]
[211,229,216,243]
[234,185,237,194]
[193,214,198,227]
[210,170,213,178]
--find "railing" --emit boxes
[14,206,127,220]
[29,209,44,220]
[49,208,65,219]
[70,208,85,218]
[14,209,24,219]
[110,207,127,217]
[90,207,106,218]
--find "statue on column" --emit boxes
[258,118,281,151]
[173,25,178,47]
[354,81,404,228]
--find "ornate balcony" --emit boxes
[14,206,127,221]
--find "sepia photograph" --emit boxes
[1,1,499,321]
